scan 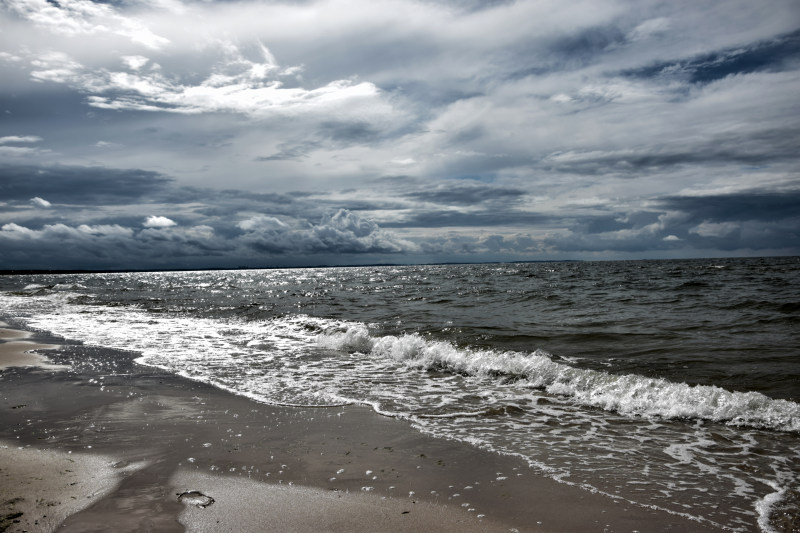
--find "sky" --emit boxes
[0,0,799,270]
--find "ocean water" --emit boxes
[1,257,798,532]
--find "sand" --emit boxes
[0,325,65,371]
[0,442,146,532]
[0,324,725,532]
[172,469,513,532]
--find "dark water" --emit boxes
[1,257,798,531]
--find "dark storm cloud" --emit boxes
[0,208,418,270]
[414,231,541,257]
[506,24,630,80]
[383,82,483,109]
[0,222,233,270]
[430,0,517,11]
[543,127,800,175]
[658,190,800,223]
[573,214,648,235]
[549,25,628,64]
[255,141,320,162]
[545,189,800,255]
[621,29,800,84]
[403,183,527,206]
[0,164,173,205]
[216,189,309,204]
[255,122,386,162]
[0,159,419,268]
[318,121,381,144]
[383,210,547,228]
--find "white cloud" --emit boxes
[0,146,38,156]
[30,197,52,208]
[22,44,390,121]
[77,224,134,237]
[122,55,150,71]
[5,0,169,49]
[237,216,287,232]
[143,215,177,228]
[95,141,121,148]
[627,18,671,42]
[0,135,49,157]
[0,135,42,144]
[0,222,37,239]
[0,52,24,63]
[30,51,84,84]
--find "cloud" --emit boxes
[0,220,227,269]
[542,188,800,255]
[236,215,286,232]
[255,141,320,162]
[621,29,800,85]
[143,215,177,228]
[0,164,173,204]
[29,51,84,84]
[0,135,42,144]
[86,72,383,117]
[383,210,547,229]
[0,146,45,157]
[122,56,150,71]
[4,0,169,49]
[403,183,527,206]
[627,18,671,42]
[658,190,800,223]
[0,208,418,269]
[0,135,47,157]
[29,196,51,208]
[689,221,739,238]
[238,209,418,255]
[21,42,391,122]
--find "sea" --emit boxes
[0,257,798,532]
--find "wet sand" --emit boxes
[0,324,65,371]
[0,324,724,532]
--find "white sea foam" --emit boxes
[318,326,800,432]
[756,480,787,533]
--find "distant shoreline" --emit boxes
[0,260,580,276]
[4,255,798,277]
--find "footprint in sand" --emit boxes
[177,490,215,508]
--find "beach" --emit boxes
[0,324,725,532]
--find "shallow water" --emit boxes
[1,257,798,531]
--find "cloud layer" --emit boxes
[1,0,798,269]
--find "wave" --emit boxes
[317,324,800,432]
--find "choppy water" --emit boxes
[1,257,798,531]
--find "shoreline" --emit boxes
[0,324,724,532]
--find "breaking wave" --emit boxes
[318,324,800,432]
